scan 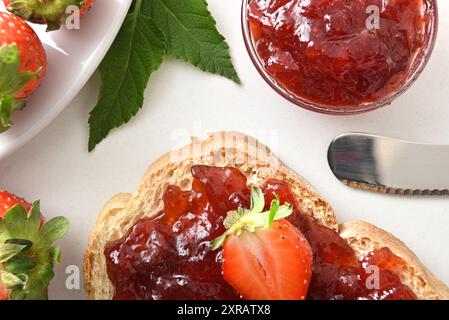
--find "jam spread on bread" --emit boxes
[105,166,416,300]
[246,0,436,109]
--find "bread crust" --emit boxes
[84,193,132,299]
[340,221,449,300]
[84,132,449,300]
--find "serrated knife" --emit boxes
[328,133,449,196]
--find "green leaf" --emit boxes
[39,264,55,285]
[0,44,40,95]
[0,201,68,300]
[0,243,27,263]
[5,256,37,274]
[0,95,15,132]
[223,208,243,229]
[49,246,61,264]
[209,234,227,251]
[250,186,265,213]
[40,217,70,245]
[5,239,33,250]
[0,218,6,235]
[273,203,294,221]
[210,187,294,251]
[27,201,42,237]
[144,0,240,83]
[0,272,26,290]
[88,0,166,151]
[9,288,26,300]
[4,205,28,237]
[268,197,279,227]
[17,276,48,300]
[0,215,12,243]
[88,0,241,150]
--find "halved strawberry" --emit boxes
[211,187,313,300]
[0,192,69,300]
[4,0,94,31]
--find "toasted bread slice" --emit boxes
[84,132,449,300]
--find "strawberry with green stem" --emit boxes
[211,187,313,300]
[0,12,47,133]
[3,0,95,31]
[0,191,69,300]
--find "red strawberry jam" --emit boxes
[105,166,416,300]
[245,0,437,110]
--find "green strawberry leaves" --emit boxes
[210,187,293,251]
[0,44,40,133]
[40,217,71,245]
[88,0,240,151]
[5,256,37,274]
[0,202,70,300]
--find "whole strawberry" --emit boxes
[0,190,69,300]
[0,12,47,133]
[4,0,94,31]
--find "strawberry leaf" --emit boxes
[271,203,293,221]
[268,196,280,227]
[250,186,265,213]
[39,264,55,284]
[209,234,227,251]
[144,0,240,83]
[49,247,61,264]
[0,219,7,242]
[210,186,294,251]
[5,256,37,274]
[0,243,27,263]
[0,202,69,300]
[0,272,26,290]
[4,205,28,237]
[88,0,166,151]
[0,95,15,132]
[0,44,40,95]
[39,217,70,245]
[27,201,41,237]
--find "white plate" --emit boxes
[0,0,132,160]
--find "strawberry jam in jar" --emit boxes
[243,0,438,114]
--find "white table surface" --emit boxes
[0,0,448,300]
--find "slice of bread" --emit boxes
[84,132,449,300]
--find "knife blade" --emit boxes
[328,133,449,195]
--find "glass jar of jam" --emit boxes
[242,0,438,114]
